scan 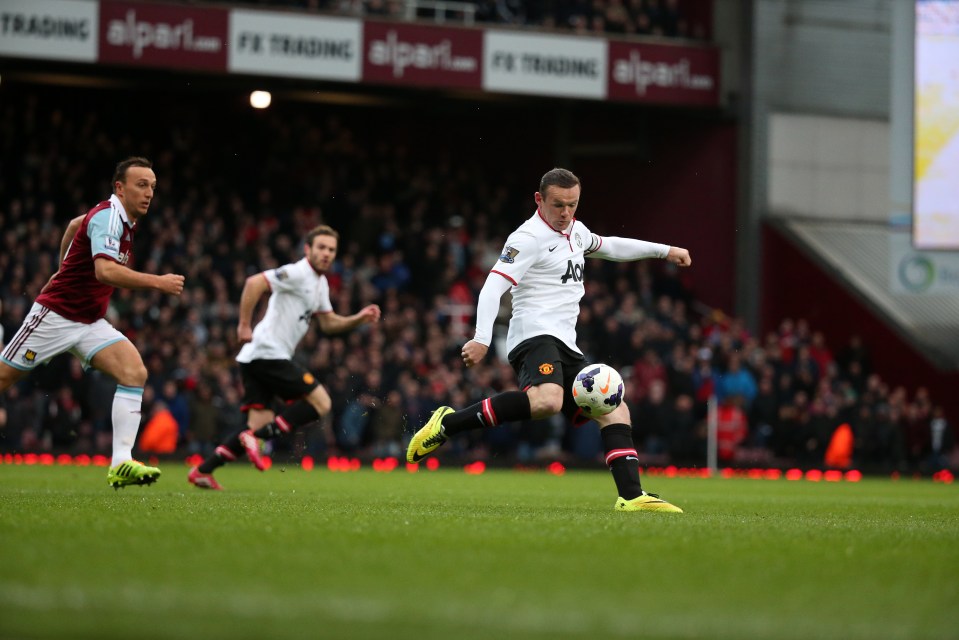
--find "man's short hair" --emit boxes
[305,224,339,246]
[113,157,153,188]
[539,168,581,195]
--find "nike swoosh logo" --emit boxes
[548,246,558,252]
[599,373,610,394]
[410,452,428,462]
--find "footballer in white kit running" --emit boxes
[407,168,692,512]
[189,224,381,490]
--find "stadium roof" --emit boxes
[778,218,959,371]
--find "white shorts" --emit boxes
[0,302,127,371]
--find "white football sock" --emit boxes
[111,385,144,467]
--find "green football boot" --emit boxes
[107,460,162,489]
[407,406,454,463]
[615,492,684,513]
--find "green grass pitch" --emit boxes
[1,463,957,640]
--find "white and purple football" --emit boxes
[572,363,625,417]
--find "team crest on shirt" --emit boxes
[499,246,519,264]
[276,269,289,281]
[23,350,37,363]
[538,363,554,375]
[575,233,583,248]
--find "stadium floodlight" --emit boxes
[250,91,272,109]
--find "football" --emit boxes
[572,363,625,417]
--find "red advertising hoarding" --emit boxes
[363,21,482,90]
[607,41,719,107]
[99,0,227,71]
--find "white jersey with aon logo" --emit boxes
[480,210,669,356]
[236,257,333,363]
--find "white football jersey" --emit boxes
[492,211,600,355]
[236,258,333,363]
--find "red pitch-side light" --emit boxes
[464,461,486,475]
[824,470,843,482]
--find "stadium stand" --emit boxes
[0,81,953,474]
[198,0,708,39]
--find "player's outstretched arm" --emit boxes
[94,259,184,294]
[317,304,382,334]
[587,235,691,267]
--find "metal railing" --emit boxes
[403,0,476,26]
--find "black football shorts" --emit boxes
[239,359,320,412]
[508,335,588,423]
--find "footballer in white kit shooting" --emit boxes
[407,168,692,512]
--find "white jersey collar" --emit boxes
[109,194,134,228]
[534,208,577,238]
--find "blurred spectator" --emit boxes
[749,375,778,449]
[837,334,872,379]
[716,395,748,463]
[716,352,757,408]
[139,401,179,455]
[160,380,191,443]
[666,393,702,462]
[368,389,405,458]
[187,381,219,457]
[921,406,955,472]
[632,348,667,401]
[632,379,669,455]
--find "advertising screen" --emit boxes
[914,0,959,249]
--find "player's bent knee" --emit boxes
[597,402,631,427]
[314,396,331,416]
[91,341,148,387]
[527,385,564,418]
[125,363,149,388]
[111,361,148,388]
[307,386,332,415]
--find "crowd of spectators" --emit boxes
[201,0,706,40]
[0,85,954,475]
